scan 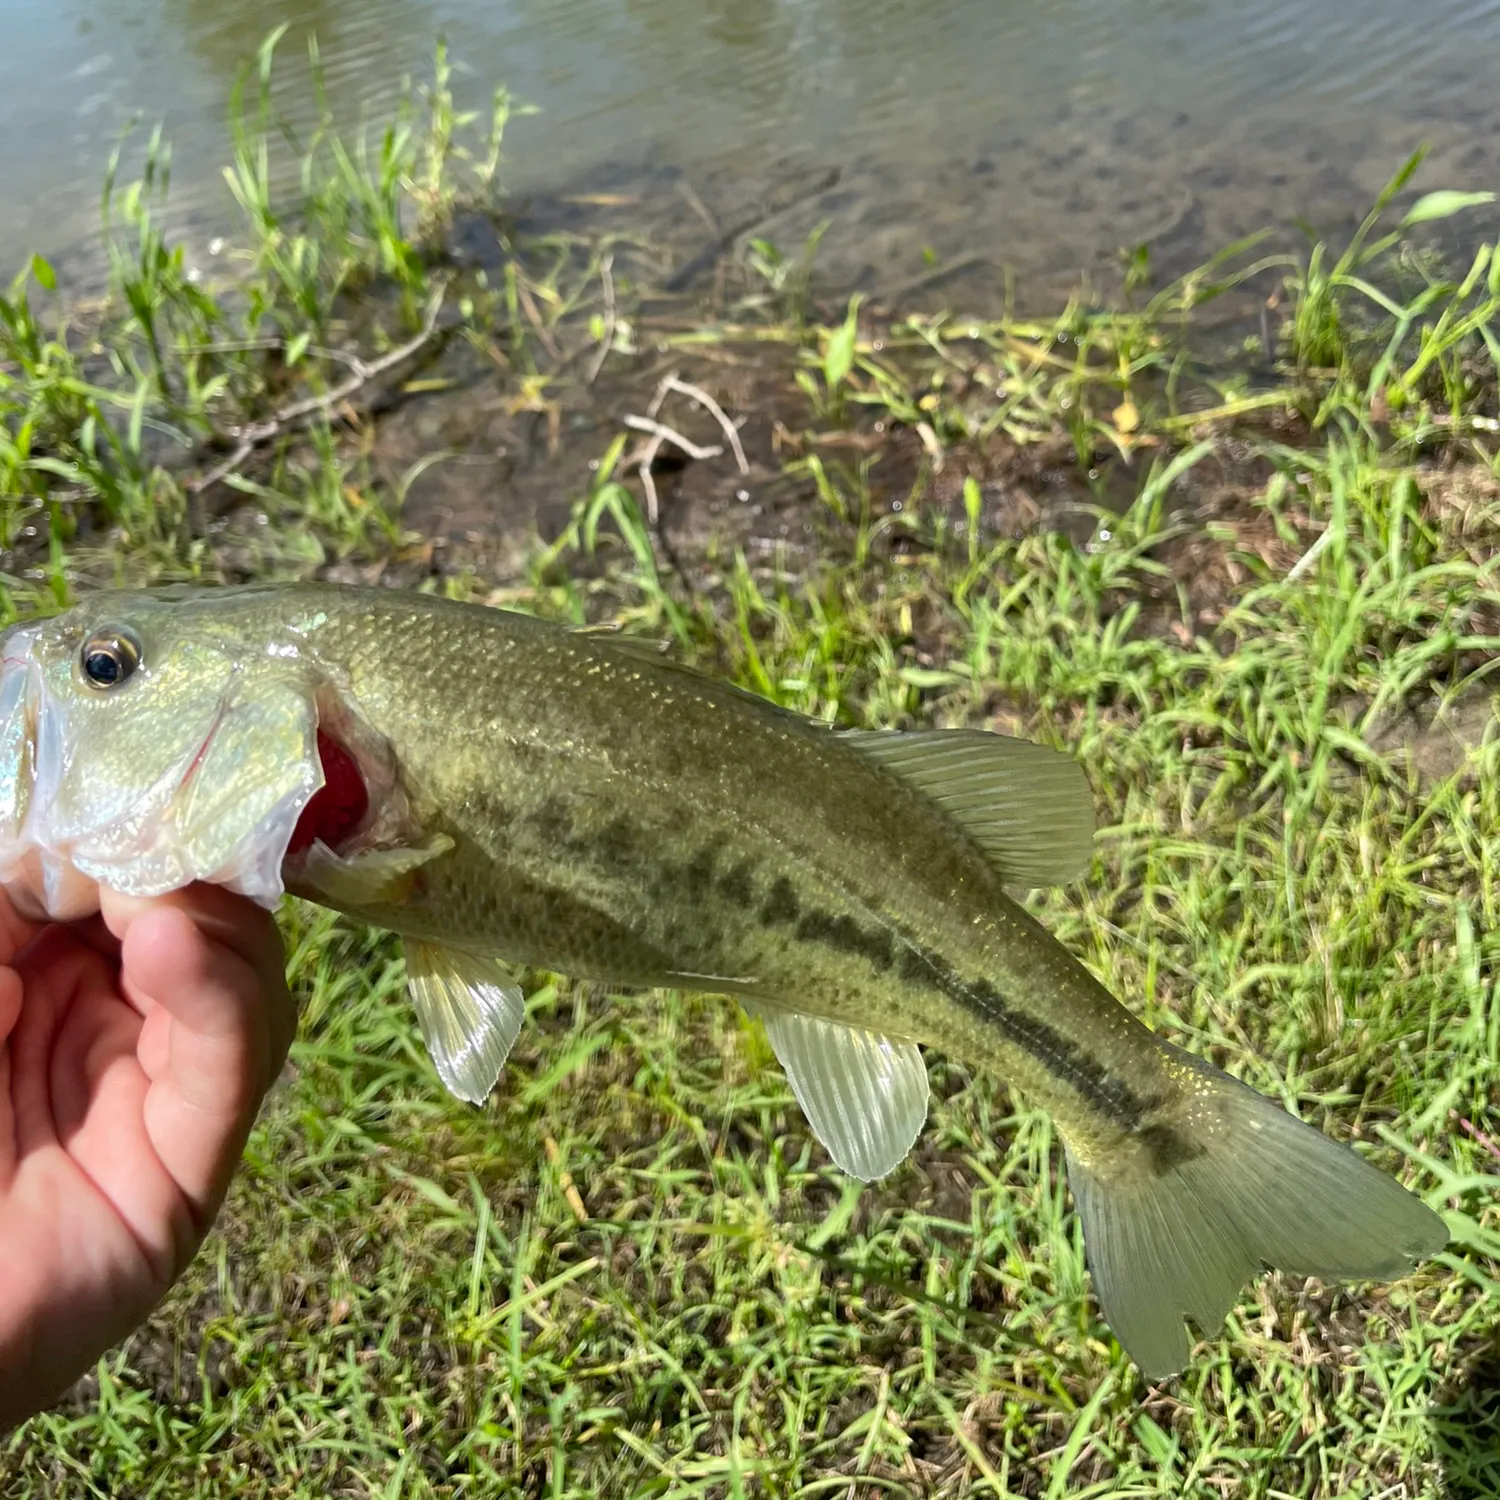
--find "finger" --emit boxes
[66,911,126,963]
[117,904,286,1227]
[8,927,124,1160]
[101,884,287,996]
[102,885,295,1070]
[0,968,19,1171]
[0,888,42,967]
[0,966,20,1048]
[3,928,189,1279]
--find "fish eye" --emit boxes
[79,625,143,690]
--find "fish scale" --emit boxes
[0,581,1448,1380]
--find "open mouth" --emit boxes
[278,709,446,912]
[288,729,370,857]
[280,696,429,899]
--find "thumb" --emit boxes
[105,887,293,1223]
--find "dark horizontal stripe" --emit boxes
[533,798,1192,1160]
[755,878,1178,1144]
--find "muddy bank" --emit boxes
[183,162,1494,658]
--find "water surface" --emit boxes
[3,0,1499,299]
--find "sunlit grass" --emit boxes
[4,41,1500,1500]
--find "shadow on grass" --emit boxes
[1433,1334,1500,1499]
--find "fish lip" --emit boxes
[0,632,48,910]
[0,638,40,801]
[0,620,42,677]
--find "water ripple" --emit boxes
[3,0,1499,279]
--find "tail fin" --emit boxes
[1065,1048,1448,1379]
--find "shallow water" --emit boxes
[4,0,1500,299]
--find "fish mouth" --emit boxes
[279,691,426,889]
[288,728,371,858]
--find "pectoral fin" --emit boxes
[300,834,455,908]
[841,728,1094,886]
[745,1004,929,1180]
[405,940,527,1103]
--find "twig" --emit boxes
[676,179,720,241]
[514,276,561,362]
[1136,186,1197,247]
[191,437,257,497]
[542,1135,590,1223]
[884,253,989,307]
[586,252,616,385]
[636,429,666,524]
[1458,1115,1500,1165]
[620,370,745,524]
[645,370,674,421]
[621,414,723,462]
[660,166,840,293]
[184,337,369,375]
[662,375,749,474]
[188,281,449,495]
[1284,526,1333,583]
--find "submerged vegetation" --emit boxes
[3,31,1500,1500]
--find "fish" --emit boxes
[0,581,1447,1377]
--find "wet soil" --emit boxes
[282,172,1286,595]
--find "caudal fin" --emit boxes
[1065,1048,1448,1379]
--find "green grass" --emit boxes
[4,41,1500,1500]
[0,28,551,602]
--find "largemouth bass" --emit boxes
[0,583,1446,1377]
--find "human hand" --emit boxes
[0,884,294,1431]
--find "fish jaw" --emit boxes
[0,625,40,860]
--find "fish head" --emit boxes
[0,587,332,918]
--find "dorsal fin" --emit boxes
[581,631,1095,886]
[585,630,819,725]
[840,728,1095,886]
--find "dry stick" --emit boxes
[1285,526,1334,584]
[645,369,674,422]
[542,1134,590,1223]
[1136,186,1196,248]
[188,282,450,495]
[623,414,724,525]
[514,275,562,362]
[675,179,720,241]
[662,375,749,474]
[661,165,841,293]
[621,413,723,462]
[624,370,735,523]
[185,337,374,375]
[585,252,617,385]
[1458,1115,1500,1165]
[635,429,666,523]
[883,253,990,307]
[623,374,681,524]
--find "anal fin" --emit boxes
[745,1004,929,1180]
[405,940,527,1103]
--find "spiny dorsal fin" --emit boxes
[585,631,819,726]
[839,728,1094,887]
[405,940,527,1103]
[744,1002,929,1180]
